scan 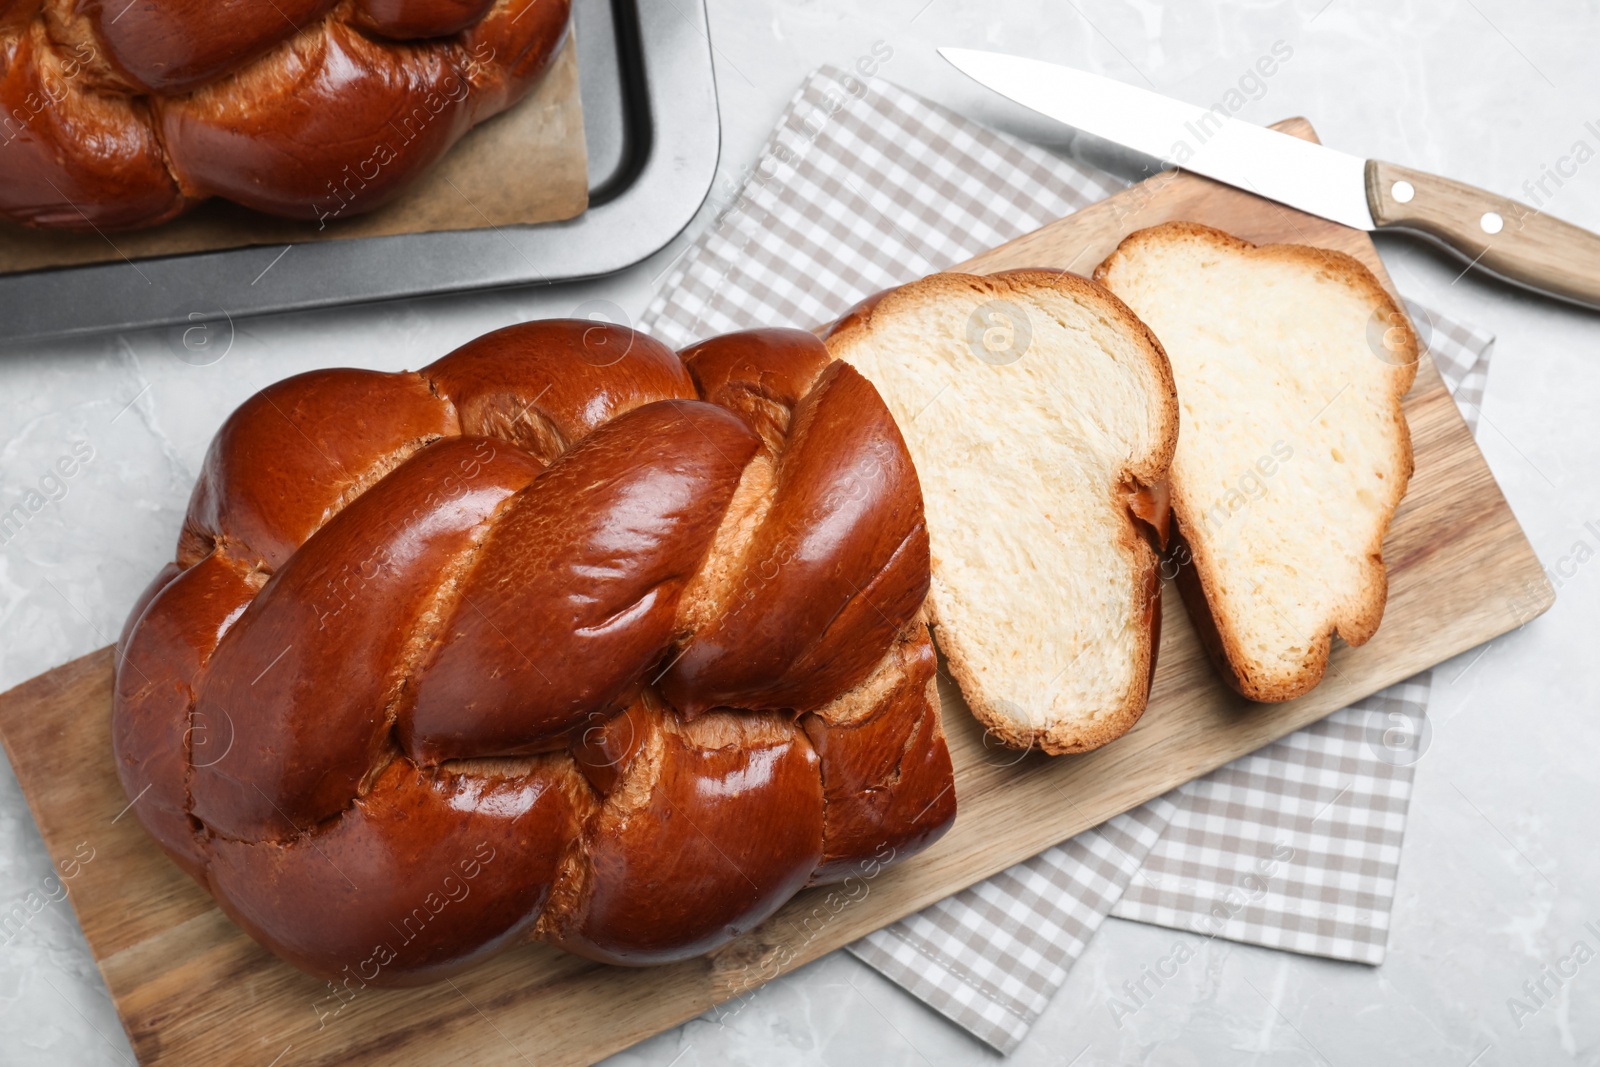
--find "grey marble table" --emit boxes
[2,1,1596,1064]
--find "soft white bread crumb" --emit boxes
[1095,223,1418,702]
[825,271,1178,753]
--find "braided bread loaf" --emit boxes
[0,0,569,230]
[112,320,957,981]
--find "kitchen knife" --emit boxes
[941,46,1600,309]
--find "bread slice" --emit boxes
[1094,222,1418,702]
[824,271,1178,753]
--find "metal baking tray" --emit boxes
[0,0,720,346]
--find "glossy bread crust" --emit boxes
[0,0,570,230]
[112,320,957,982]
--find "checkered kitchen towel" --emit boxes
[641,66,1497,1054]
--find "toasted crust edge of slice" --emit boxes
[825,269,1180,753]
[1094,221,1419,703]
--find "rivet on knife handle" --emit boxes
[1365,159,1600,309]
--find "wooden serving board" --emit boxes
[0,119,1552,1066]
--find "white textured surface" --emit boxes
[2,1,1597,1064]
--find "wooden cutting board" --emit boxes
[0,118,1552,1066]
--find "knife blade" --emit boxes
[940,46,1600,310]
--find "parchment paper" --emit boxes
[0,34,588,275]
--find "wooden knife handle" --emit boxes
[1366,159,1600,309]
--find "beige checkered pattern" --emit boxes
[641,66,1496,1054]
